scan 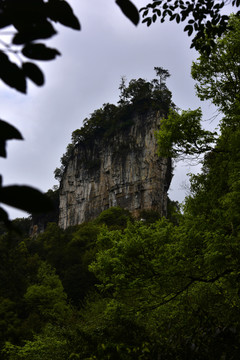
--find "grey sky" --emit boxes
[0,0,222,219]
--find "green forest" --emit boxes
[0,1,240,359]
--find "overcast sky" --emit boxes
[0,0,223,219]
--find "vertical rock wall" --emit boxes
[59,110,172,229]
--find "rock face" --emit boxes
[59,110,172,229]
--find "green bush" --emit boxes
[95,207,133,229]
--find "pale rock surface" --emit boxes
[59,110,172,229]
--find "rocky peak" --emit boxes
[58,109,172,229]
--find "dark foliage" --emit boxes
[31,188,60,234]
[140,0,240,54]
[138,209,161,223]
[95,206,133,229]
[116,0,139,25]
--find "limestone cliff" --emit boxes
[59,110,172,229]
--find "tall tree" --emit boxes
[191,14,240,115]
[153,66,170,90]
[157,14,240,162]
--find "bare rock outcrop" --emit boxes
[59,110,172,229]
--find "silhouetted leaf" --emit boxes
[116,0,139,25]
[47,0,81,30]
[184,24,193,35]
[0,206,11,227]
[0,13,12,29]
[5,0,46,30]
[22,62,44,86]
[220,15,229,24]
[232,0,240,6]
[176,14,181,23]
[147,18,152,26]
[161,8,165,16]
[0,120,23,142]
[12,20,57,44]
[170,13,176,21]
[152,14,157,22]
[212,14,221,26]
[1,144,8,159]
[0,51,26,93]
[0,185,54,213]
[0,120,23,158]
[142,17,150,23]
[22,43,61,61]
[0,143,7,159]
[194,22,199,31]
[153,8,161,16]
[142,9,149,17]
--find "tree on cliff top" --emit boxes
[54,67,173,182]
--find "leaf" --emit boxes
[22,43,61,61]
[0,185,54,213]
[47,0,81,30]
[0,120,23,142]
[153,8,161,16]
[184,24,193,36]
[22,62,45,86]
[0,119,23,158]
[142,17,150,24]
[152,14,157,22]
[116,0,140,26]
[12,20,57,44]
[0,206,11,227]
[0,13,12,29]
[220,15,229,25]
[0,51,26,93]
[170,13,176,21]
[176,14,181,23]
[142,9,149,17]
[147,18,152,26]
